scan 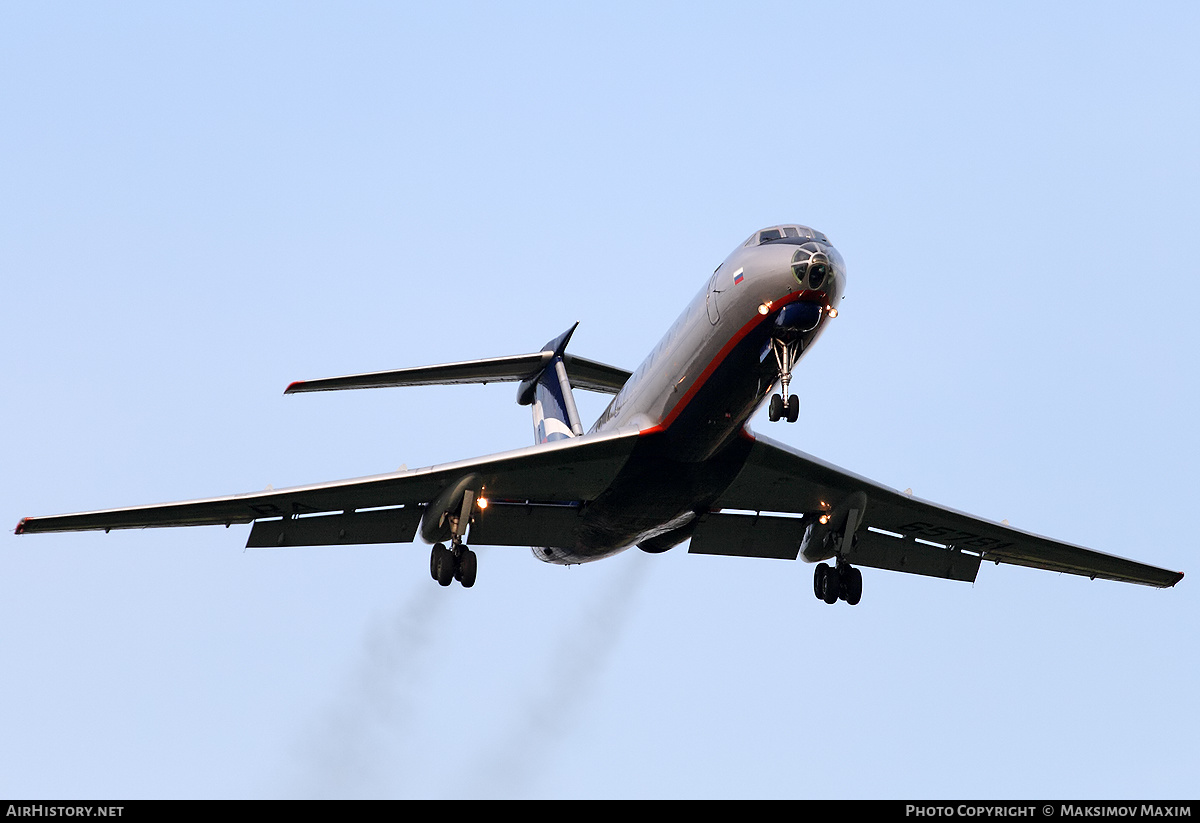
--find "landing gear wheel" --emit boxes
[819,564,841,604]
[770,337,803,424]
[430,542,447,581]
[820,566,840,607]
[456,547,477,588]
[842,565,863,606]
[432,543,456,587]
[814,562,830,600]
[769,394,784,422]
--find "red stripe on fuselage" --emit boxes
[648,289,826,433]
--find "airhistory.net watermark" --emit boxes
[5,807,123,817]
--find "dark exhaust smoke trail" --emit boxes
[292,583,445,798]
[291,552,650,798]
[462,552,650,797]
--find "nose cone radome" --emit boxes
[788,240,845,307]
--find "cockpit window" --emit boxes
[744,225,832,246]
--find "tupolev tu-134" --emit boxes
[15,225,1183,604]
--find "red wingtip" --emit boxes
[284,381,303,395]
[15,517,29,535]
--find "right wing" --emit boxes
[694,433,1183,588]
[15,428,642,549]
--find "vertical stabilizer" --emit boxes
[517,324,586,444]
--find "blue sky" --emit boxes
[2,1,1197,799]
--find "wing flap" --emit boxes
[686,511,982,581]
[850,528,981,582]
[688,512,803,560]
[245,506,424,548]
[466,501,584,549]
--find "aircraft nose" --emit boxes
[774,300,824,333]
[789,244,835,291]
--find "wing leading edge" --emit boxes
[698,434,1183,588]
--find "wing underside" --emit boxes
[16,425,1184,588]
[694,434,1183,588]
[16,429,642,549]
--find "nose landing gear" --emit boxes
[768,392,799,423]
[768,338,801,423]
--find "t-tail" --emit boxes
[516,324,585,444]
[283,323,631,448]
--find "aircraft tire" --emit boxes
[821,565,841,604]
[457,547,477,588]
[842,566,863,606]
[430,542,447,581]
[769,394,783,422]
[433,545,456,587]
[786,395,799,423]
[814,563,830,600]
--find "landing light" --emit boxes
[758,302,771,316]
[827,306,838,318]
[819,514,830,525]
[477,497,489,510]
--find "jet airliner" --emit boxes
[15,225,1183,604]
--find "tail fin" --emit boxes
[517,324,585,444]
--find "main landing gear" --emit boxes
[768,337,800,423]
[814,561,862,606]
[430,541,477,588]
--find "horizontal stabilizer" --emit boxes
[285,353,631,395]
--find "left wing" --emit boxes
[15,428,641,548]
[694,433,1183,588]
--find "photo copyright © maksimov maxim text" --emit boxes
[906,808,1193,818]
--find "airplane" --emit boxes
[15,224,1184,604]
